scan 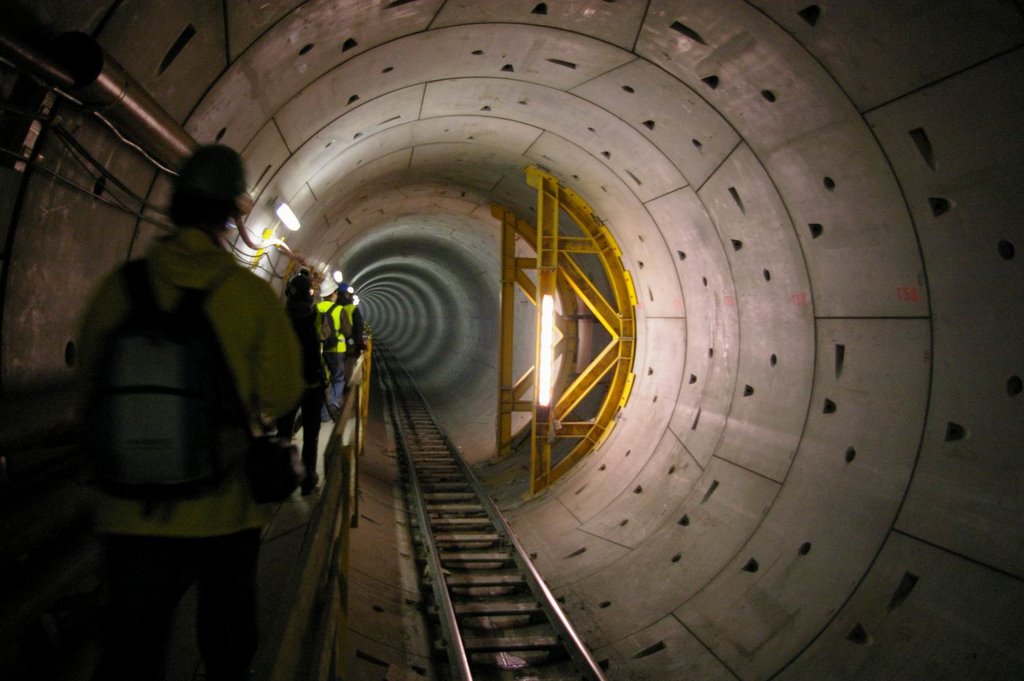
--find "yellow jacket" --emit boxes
[77,227,303,537]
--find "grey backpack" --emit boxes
[86,261,246,499]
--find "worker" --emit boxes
[276,270,326,495]
[316,279,350,420]
[339,282,365,389]
[78,144,303,681]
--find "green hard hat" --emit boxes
[175,145,247,201]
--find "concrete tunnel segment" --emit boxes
[1,1,1023,679]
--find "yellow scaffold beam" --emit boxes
[491,165,637,495]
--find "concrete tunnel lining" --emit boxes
[2,1,1023,679]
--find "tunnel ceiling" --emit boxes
[5,1,1024,679]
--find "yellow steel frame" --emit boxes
[493,166,636,495]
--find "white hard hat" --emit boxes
[320,279,338,297]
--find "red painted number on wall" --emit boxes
[897,286,921,302]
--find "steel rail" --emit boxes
[381,351,473,681]
[377,345,608,681]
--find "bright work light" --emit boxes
[275,201,301,231]
[537,294,555,407]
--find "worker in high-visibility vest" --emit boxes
[339,282,364,388]
[316,280,350,420]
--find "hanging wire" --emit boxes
[0,146,175,232]
[50,123,169,214]
[51,86,179,175]
[21,85,310,272]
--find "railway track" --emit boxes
[378,347,607,681]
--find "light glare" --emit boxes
[538,294,555,407]
[275,202,301,231]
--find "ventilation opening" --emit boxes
[701,479,719,503]
[633,640,666,658]
[532,2,548,14]
[670,20,707,45]
[847,624,871,645]
[887,572,920,611]
[728,187,745,213]
[929,197,951,216]
[158,24,196,76]
[702,75,720,89]
[909,127,935,170]
[356,650,389,666]
[998,239,1015,260]
[342,37,358,52]
[798,5,822,27]
[253,164,272,188]
[548,58,576,69]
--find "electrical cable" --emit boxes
[51,86,179,175]
[50,124,168,214]
[11,153,175,232]
[47,127,146,217]
[28,87,309,272]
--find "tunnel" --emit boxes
[1,1,1022,679]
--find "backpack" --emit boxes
[86,261,247,499]
[320,302,344,351]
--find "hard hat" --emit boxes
[320,279,338,298]
[174,145,247,202]
[339,282,355,295]
[286,273,314,302]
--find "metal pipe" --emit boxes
[0,25,196,171]
[0,24,301,264]
[51,32,196,170]
[0,24,75,90]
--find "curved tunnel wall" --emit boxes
[2,2,1022,679]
